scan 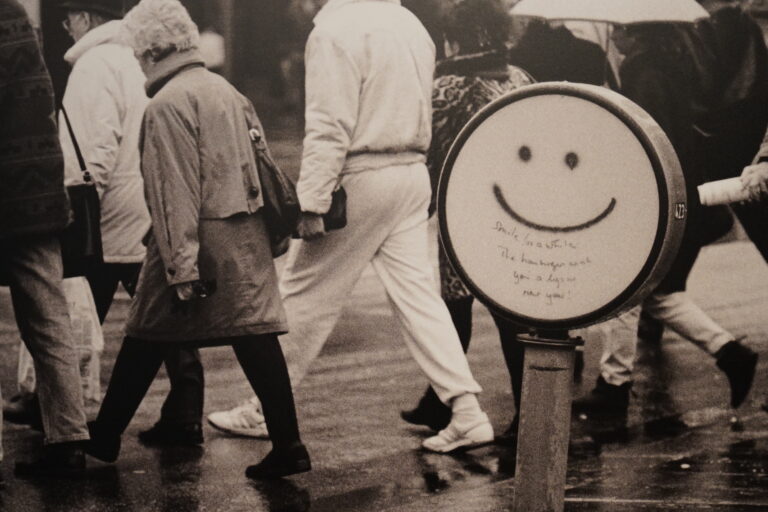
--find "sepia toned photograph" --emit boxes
[1,0,767,510]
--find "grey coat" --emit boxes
[125,50,287,344]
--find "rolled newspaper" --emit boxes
[698,178,751,206]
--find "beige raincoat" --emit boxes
[125,50,287,344]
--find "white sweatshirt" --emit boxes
[297,0,436,214]
[60,20,151,263]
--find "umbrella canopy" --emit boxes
[510,0,709,25]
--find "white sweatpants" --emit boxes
[277,163,482,403]
[599,292,734,385]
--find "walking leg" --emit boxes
[234,335,310,479]
[88,337,165,462]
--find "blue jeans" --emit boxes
[0,234,89,451]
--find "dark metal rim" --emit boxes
[436,84,671,330]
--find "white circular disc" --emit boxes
[438,83,687,329]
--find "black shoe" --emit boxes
[15,441,86,479]
[85,421,121,463]
[573,376,631,416]
[716,340,758,408]
[245,443,311,480]
[3,393,42,430]
[495,415,519,447]
[138,422,204,446]
[400,388,451,432]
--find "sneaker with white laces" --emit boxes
[207,399,269,438]
[421,416,494,453]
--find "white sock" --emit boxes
[450,393,488,431]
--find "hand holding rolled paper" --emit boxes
[739,162,768,202]
[698,176,764,206]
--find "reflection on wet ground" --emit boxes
[1,242,767,510]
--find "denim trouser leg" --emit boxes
[17,340,36,395]
[4,235,89,444]
[643,292,733,356]
[597,306,641,386]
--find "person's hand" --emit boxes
[296,212,326,240]
[174,282,195,301]
[741,162,768,201]
[172,279,216,315]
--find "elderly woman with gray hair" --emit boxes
[85,0,310,479]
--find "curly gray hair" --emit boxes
[121,0,199,61]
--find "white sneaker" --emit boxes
[206,399,269,438]
[421,416,494,453]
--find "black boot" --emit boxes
[3,393,42,430]
[85,421,121,463]
[716,340,758,408]
[245,442,311,480]
[15,441,86,479]
[138,422,203,446]
[573,376,631,416]
[400,387,451,432]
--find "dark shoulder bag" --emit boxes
[249,127,300,257]
[248,126,346,257]
[60,108,103,277]
[323,186,347,231]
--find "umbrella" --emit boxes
[510,0,709,25]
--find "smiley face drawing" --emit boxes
[492,144,617,233]
[438,83,687,328]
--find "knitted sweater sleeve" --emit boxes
[0,0,69,238]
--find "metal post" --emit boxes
[513,333,583,512]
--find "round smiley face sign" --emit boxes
[438,83,688,330]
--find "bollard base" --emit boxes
[512,332,583,512]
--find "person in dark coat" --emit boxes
[85,0,309,480]
[574,24,758,415]
[695,0,768,262]
[0,0,90,478]
[508,19,616,86]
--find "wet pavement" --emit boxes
[1,124,768,511]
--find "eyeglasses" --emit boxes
[62,12,84,32]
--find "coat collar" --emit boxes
[314,0,400,24]
[64,19,122,65]
[436,50,510,79]
[144,49,205,98]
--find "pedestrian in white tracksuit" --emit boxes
[209,0,493,453]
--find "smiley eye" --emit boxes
[518,145,532,162]
[565,152,579,170]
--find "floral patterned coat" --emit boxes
[428,62,533,301]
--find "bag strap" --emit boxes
[61,107,93,184]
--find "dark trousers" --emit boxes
[94,334,301,449]
[732,200,768,263]
[0,235,89,443]
[86,262,204,426]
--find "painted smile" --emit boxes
[493,184,616,233]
